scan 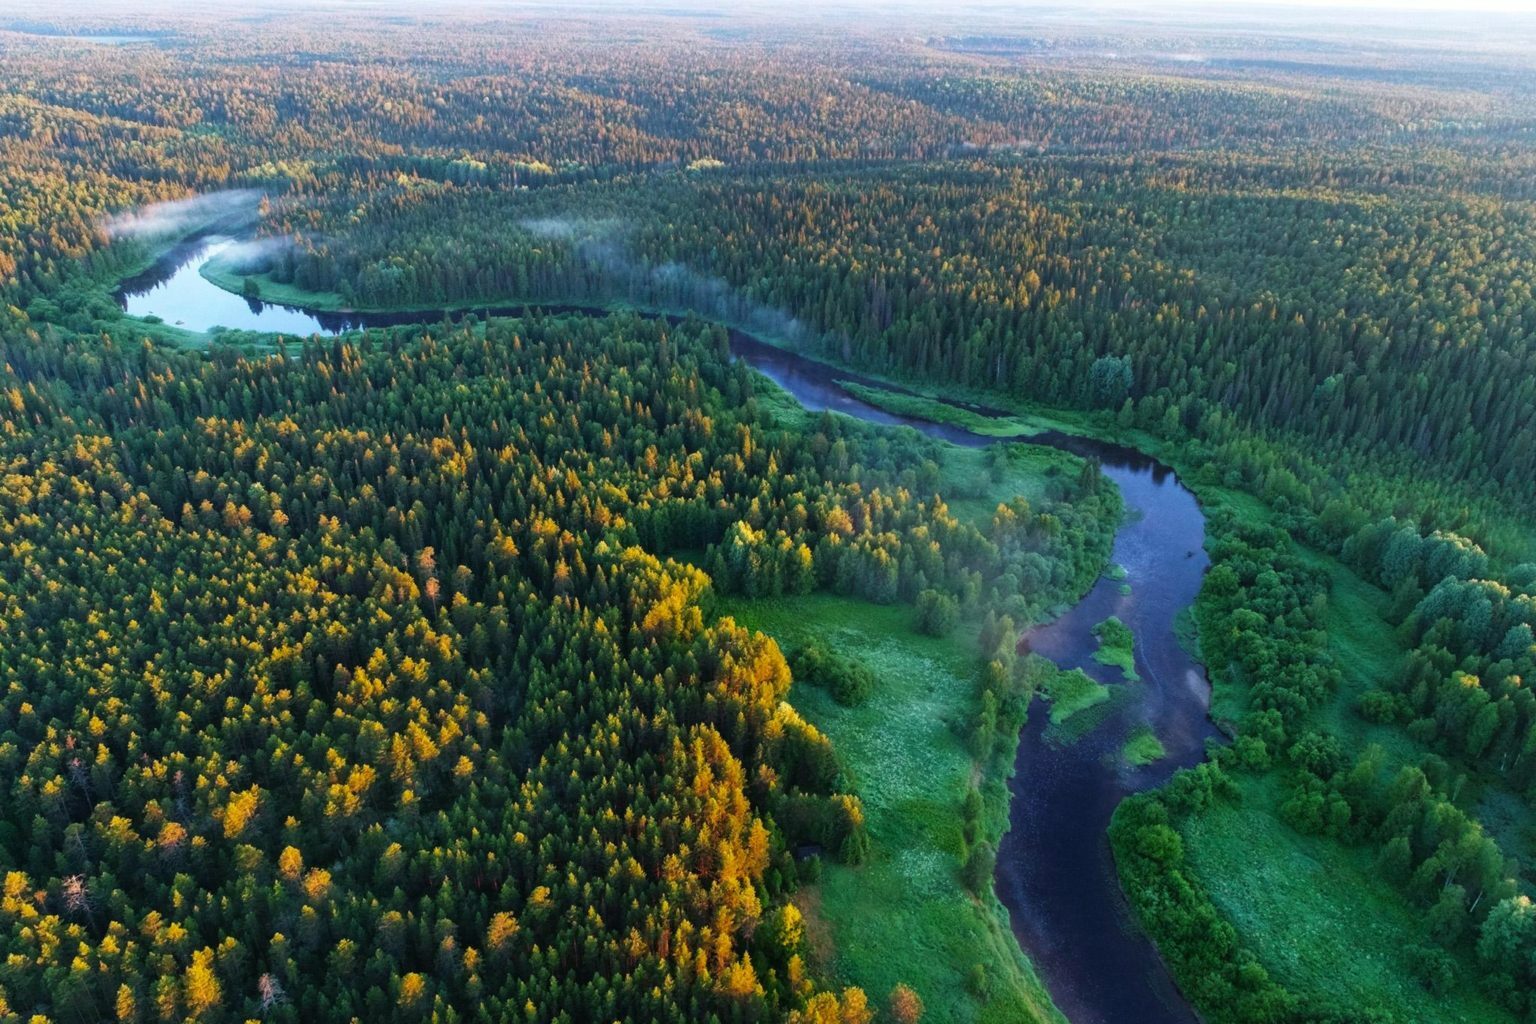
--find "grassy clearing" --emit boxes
[1181,774,1513,1024]
[1121,727,1166,767]
[1090,616,1138,682]
[937,443,1084,530]
[720,594,1062,1024]
[1182,488,1525,1020]
[1298,547,1420,766]
[202,256,349,310]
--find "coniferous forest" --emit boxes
[2,4,1536,1024]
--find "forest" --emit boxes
[0,311,1116,1022]
[3,3,1536,1024]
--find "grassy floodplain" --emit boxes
[719,595,1063,1024]
[1180,776,1514,1024]
[712,386,1115,1023]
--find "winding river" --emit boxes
[118,238,1217,1024]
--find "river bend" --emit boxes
[117,237,1217,1024]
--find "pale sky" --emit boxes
[1069,0,1535,10]
[949,0,1536,12]
[1213,0,1532,8]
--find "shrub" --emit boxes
[790,642,875,706]
[915,588,959,637]
[961,841,996,893]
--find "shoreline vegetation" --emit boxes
[145,237,1123,1024]
[722,595,1069,1024]
[113,230,1535,1024]
[1090,616,1139,682]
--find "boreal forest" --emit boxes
[1,3,1535,1024]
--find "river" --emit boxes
[117,239,1217,1024]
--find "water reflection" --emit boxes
[117,239,355,336]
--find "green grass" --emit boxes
[836,380,1039,438]
[1300,547,1420,765]
[1181,501,1525,1021]
[937,443,1086,529]
[1038,666,1110,726]
[1181,774,1513,1024]
[1121,727,1166,767]
[721,594,1061,1024]
[1090,616,1139,682]
[201,255,350,310]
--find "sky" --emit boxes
[1002,0,1536,11]
[1183,0,1535,9]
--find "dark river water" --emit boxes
[117,242,1216,1024]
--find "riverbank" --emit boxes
[145,240,1220,1022]
[140,237,1525,1024]
[150,241,1162,1020]
[715,372,1123,1023]
[199,249,823,332]
[722,594,1065,1024]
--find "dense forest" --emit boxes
[0,312,1112,1022]
[4,3,1536,1024]
[210,160,1536,558]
